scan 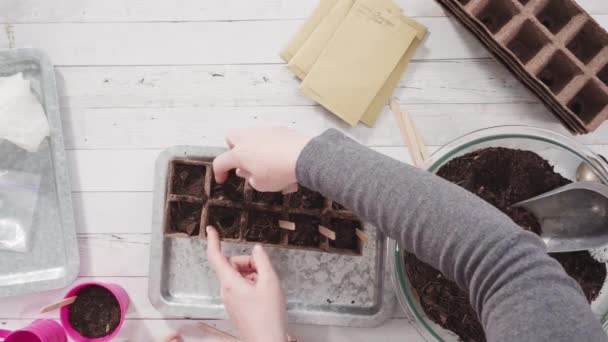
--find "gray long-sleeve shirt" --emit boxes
[295,129,606,341]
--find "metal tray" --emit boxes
[149,146,396,327]
[0,49,79,297]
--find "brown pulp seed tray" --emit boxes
[163,159,365,256]
[437,0,608,133]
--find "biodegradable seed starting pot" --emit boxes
[403,147,607,342]
[60,282,129,342]
[163,159,366,255]
[0,319,66,342]
[436,0,608,133]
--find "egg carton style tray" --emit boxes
[149,146,396,327]
[0,49,78,297]
[437,0,608,134]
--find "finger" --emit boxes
[161,333,182,342]
[225,129,244,148]
[248,177,260,191]
[235,168,251,179]
[244,272,258,283]
[206,226,241,283]
[251,244,277,282]
[213,150,240,183]
[229,255,255,273]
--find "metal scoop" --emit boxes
[514,181,608,253]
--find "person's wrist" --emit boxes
[290,135,311,183]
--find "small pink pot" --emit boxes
[60,282,129,342]
[0,319,66,342]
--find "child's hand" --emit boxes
[206,226,288,342]
[213,127,311,192]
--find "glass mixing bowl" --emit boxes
[388,126,608,341]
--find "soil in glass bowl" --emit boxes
[403,147,607,342]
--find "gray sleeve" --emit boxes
[295,129,606,342]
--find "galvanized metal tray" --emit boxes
[149,146,395,327]
[0,48,79,297]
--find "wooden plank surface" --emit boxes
[1,0,606,22]
[2,0,608,340]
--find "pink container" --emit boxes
[0,319,66,342]
[60,282,129,342]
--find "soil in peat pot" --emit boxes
[68,285,121,338]
[171,163,205,197]
[288,214,322,247]
[403,147,607,342]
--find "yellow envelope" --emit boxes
[300,0,418,125]
[287,0,355,79]
[280,0,339,62]
[361,16,427,126]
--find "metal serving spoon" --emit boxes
[514,181,608,253]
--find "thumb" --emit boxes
[251,244,277,282]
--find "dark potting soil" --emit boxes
[245,210,282,244]
[403,147,607,342]
[169,201,202,236]
[211,170,245,202]
[252,191,284,206]
[172,163,205,197]
[207,206,241,239]
[288,214,321,247]
[288,186,326,209]
[329,218,359,250]
[68,285,121,338]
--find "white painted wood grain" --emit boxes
[2,18,499,65]
[61,104,608,152]
[4,17,607,66]
[73,192,153,234]
[0,318,423,342]
[1,0,606,22]
[54,60,537,109]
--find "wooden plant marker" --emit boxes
[389,98,429,168]
[279,220,296,231]
[355,228,369,245]
[40,296,76,313]
[318,225,336,240]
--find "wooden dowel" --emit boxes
[278,220,296,231]
[355,228,369,244]
[196,322,240,342]
[318,225,336,240]
[390,98,427,167]
[40,296,77,313]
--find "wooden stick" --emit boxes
[40,296,76,313]
[355,228,369,244]
[412,115,430,162]
[196,322,240,342]
[282,183,299,194]
[318,225,336,240]
[278,220,296,231]
[390,98,427,168]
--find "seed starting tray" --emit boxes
[437,0,608,134]
[164,159,365,256]
[149,146,395,327]
[0,49,79,297]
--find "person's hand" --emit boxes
[213,127,311,192]
[206,226,287,342]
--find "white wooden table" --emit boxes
[1,0,607,340]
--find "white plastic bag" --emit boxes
[0,169,41,252]
[0,72,50,152]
